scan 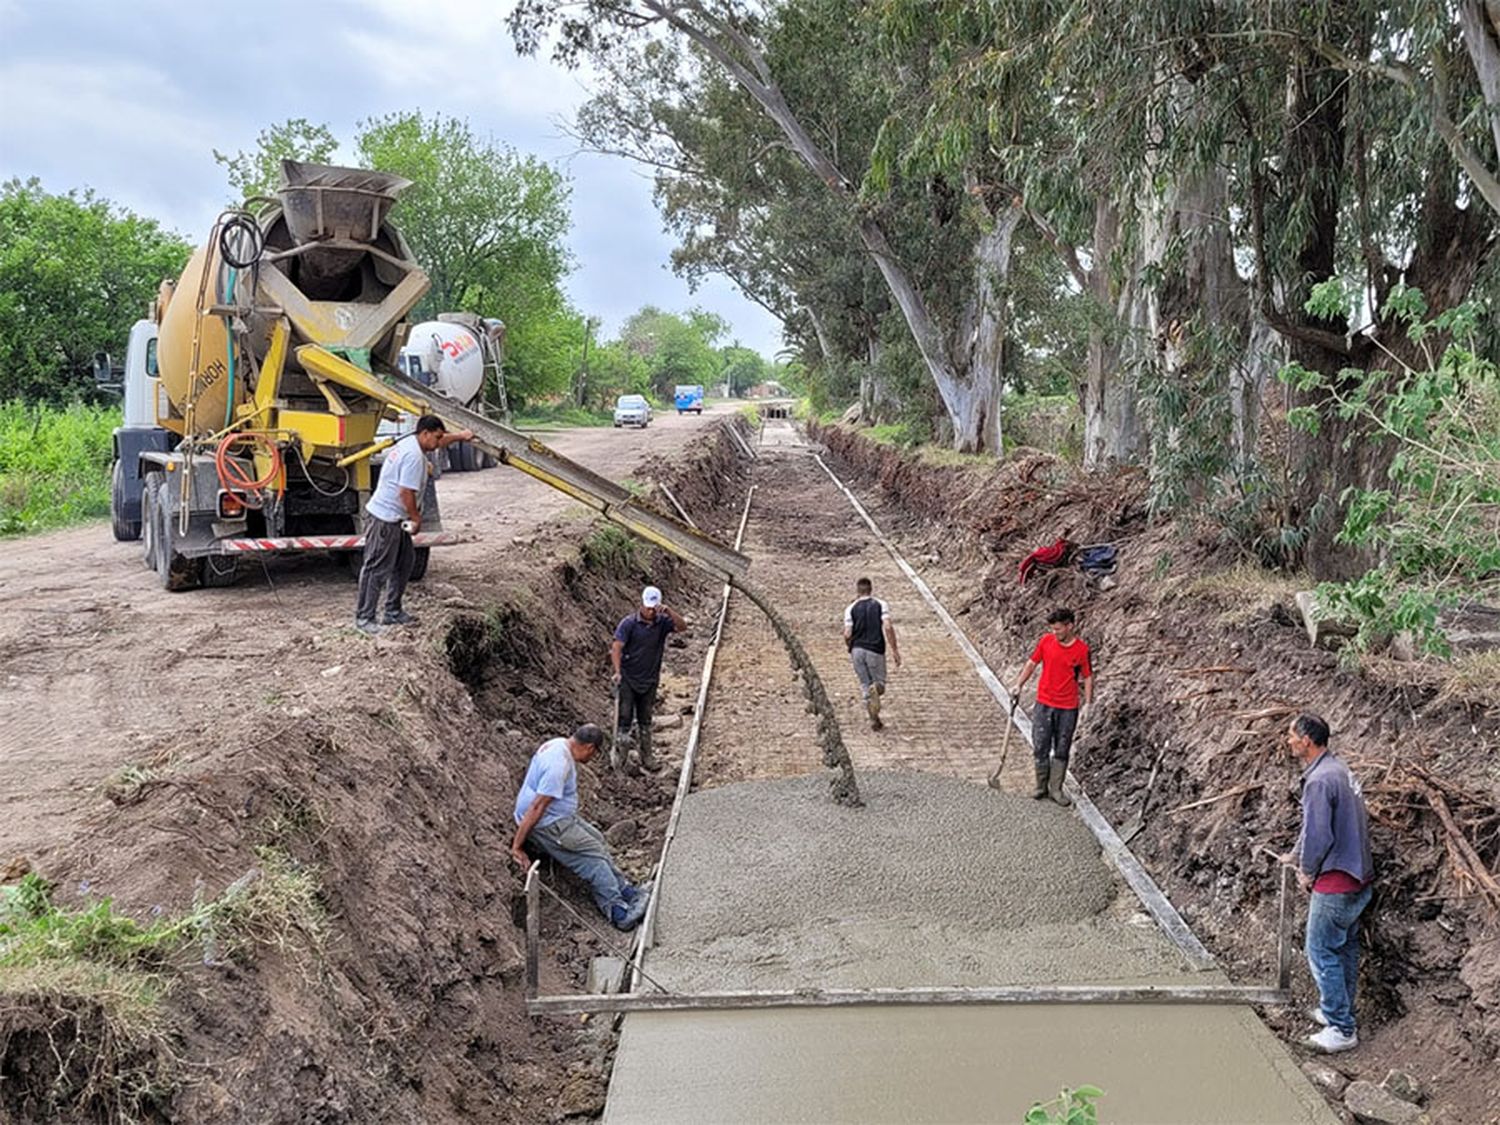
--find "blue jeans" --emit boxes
[1305,884,1372,1035]
[529,814,632,919]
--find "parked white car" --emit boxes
[613,394,652,428]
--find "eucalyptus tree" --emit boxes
[512,0,1020,453]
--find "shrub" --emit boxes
[0,400,118,535]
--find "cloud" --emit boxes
[0,59,220,233]
[0,0,786,356]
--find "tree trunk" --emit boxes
[1142,144,1251,501]
[654,2,1011,453]
[1081,201,1146,468]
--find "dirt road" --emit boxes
[0,408,725,863]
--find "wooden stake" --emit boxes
[524,861,540,1001]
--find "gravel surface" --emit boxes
[648,771,1193,991]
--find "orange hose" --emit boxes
[215,431,283,507]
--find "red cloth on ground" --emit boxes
[1018,537,1071,585]
[1312,870,1366,893]
[1029,633,1092,709]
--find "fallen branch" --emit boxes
[1427,788,1500,914]
[1173,665,1257,675]
[1166,782,1267,816]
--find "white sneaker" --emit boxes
[1309,1007,1330,1027]
[1305,1025,1358,1053]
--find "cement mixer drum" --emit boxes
[399,321,485,405]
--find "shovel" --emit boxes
[987,703,1020,791]
[608,680,623,772]
[1120,740,1169,844]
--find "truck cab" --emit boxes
[674,384,705,415]
[100,319,176,541]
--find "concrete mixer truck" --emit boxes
[102,159,752,594]
[391,313,507,471]
[102,161,464,589]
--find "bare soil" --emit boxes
[0,409,749,1123]
[815,420,1500,1125]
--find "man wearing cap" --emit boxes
[356,413,474,635]
[610,585,687,773]
[511,723,650,931]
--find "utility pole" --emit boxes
[575,317,596,408]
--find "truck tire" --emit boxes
[410,546,430,581]
[155,482,202,592]
[111,460,141,542]
[141,472,163,570]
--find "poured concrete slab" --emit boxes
[606,1003,1338,1125]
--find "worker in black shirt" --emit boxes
[610,585,687,772]
[843,577,902,730]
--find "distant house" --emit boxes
[746,381,788,399]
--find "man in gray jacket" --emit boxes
[1282,712,1374,1053]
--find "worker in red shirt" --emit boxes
[1011,607,1094,805]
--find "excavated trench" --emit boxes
[0,421,756,1124]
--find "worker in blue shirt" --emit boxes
[610,585,687,773]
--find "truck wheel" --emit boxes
[141,472,163,570]
[409,546,430,582]
[155,483,202,592]
[110,461,141,542]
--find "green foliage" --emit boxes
[0,400,118,535]
[212,118,339,201]
[617,306,726,398]
[1002,392,1081,461]
[0,851,324,972]
[1280,287,1500,653]
[0,180,191,402]
[355,111,577,405]
[581,523,640,575]
[1024,1085,1104,1125]
[513,402,614,429]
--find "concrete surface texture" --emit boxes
[647,772,1191,991]
[606,1005,1340,1125]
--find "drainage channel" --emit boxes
[555,416,1334,1124]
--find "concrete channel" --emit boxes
[600,418,1338,1124]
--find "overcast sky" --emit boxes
[0,0,784,356]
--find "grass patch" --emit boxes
[581,523,639,575]
[865,421,924,447]
[1,851,326,972]
[0,400,119,535]
[1176,563,1308,624]
[513,402,613,430]
[1436,650,1500,709]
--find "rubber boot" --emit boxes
[1032,763,1049,799]
[867,691,883,731]
[637,725,663,773]
[1048,759,1072,806]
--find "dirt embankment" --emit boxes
[0,421,752,1123]
[813,421,1500,1125]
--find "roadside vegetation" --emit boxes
[0,401,117,535]
[0,854,326,1119]
[510,0,1500,677]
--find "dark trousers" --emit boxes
[356,516,414,622]
[616,679,657,737]
[1032,702,1078,765]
